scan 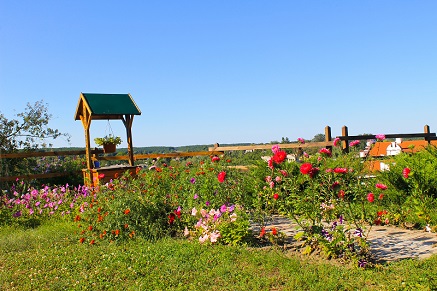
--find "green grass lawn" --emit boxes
[1,222,436,291]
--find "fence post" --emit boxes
[424,125,431,144]
[325,126,332,152]
[342,126,349,153]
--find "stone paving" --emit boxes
[260,216,437,262]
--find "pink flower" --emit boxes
[265,176,272,182]
[402,167,411,179]
[271,144,280,154]
[275,176,281,182]
[367,193,375,203]
[334,167,348,174]
[333,137,341,147]
[319,148,331,157]
[375,134,386,141]
[297,137,305,144]
[376,183,388,190]
[349,140,360,147]
[268,157,274,170]
[279,170,288,177]
[210,231,220,243]
[211,156,220,162]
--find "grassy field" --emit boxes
[1,221,436,291]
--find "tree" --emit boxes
[0,100,70,151]
[0,101,70,189]
[311,133,325,142]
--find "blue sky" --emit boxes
[1,1,436,148]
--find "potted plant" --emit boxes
[94,135,122,153]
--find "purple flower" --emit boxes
[205,201,210,206]
[190,178,196,184]
[354,228,363,237]
[358,259,367,268]
[12,211,22,218]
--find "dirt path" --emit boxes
[260,216,437,262]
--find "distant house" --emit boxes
[366,139,437,171]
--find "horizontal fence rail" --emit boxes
[208,141,333,152]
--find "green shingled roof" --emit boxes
[74,93,141,120]
[82,93,141,115]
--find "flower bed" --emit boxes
[2,139,437,268]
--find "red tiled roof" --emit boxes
[369,140,437,156]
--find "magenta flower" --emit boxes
[375,134,386,141]
[297,137,305,144]
[349,140,360,147]
[190,178,196,184]
[271,144,280,154]
[402,168,411,179]
[376,183,388,190]
[319,148,332,157]
[333,137,341,147]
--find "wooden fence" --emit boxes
[1,125,435,183]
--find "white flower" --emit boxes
[199,234,209,244]
[210,231,221,243]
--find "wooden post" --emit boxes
[325,126,332,152]
[424,124,431,144]
[80,103,93,170]
[342,126,349,153]
[123,114,135,166]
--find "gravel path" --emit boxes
[259,216,437,262]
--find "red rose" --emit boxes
[217,171,226,183]
[272,151,287,164]
[402,168,411,179]
[168,213,176,224]
[272,227,278,236]
[300,163,313,175]
[260,227,266,238]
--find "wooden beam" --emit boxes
[95,151,225,161]
[208,142,333,152]
[337,133,436,141]
[0,149,103,159]
[0,171,80,182]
